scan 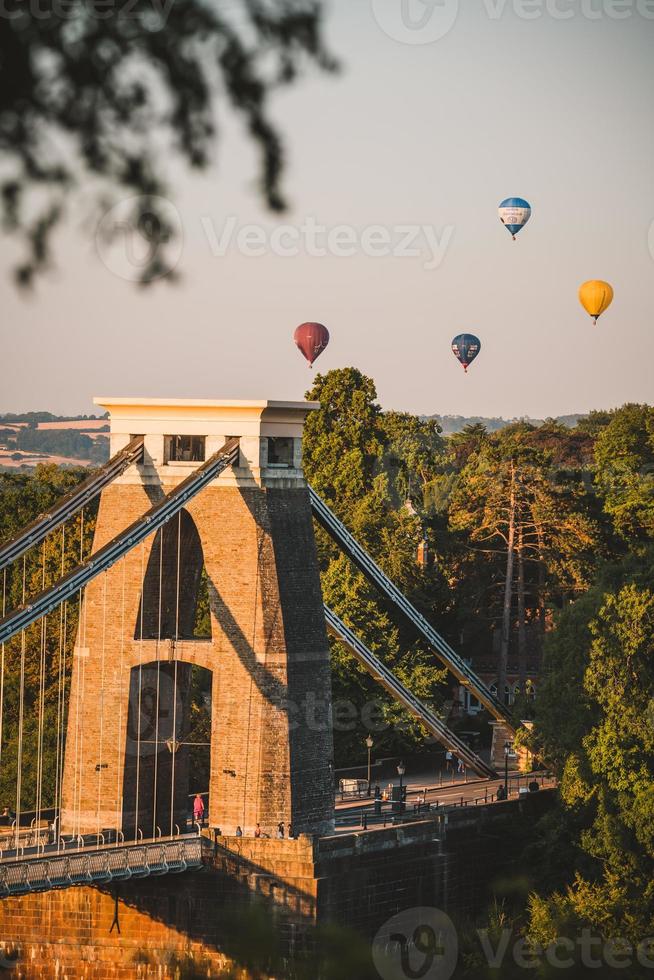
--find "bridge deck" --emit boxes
[0,835,206,897]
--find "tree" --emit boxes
[528,567,654,944]
[448,421,488,468]
[378,411,444,507]
[0,465,97,811]
[449,426,601,701]
[0,0,335,284]
[576,409,614,438]
[303,368,451,765]
[303,367,386,510]
[594,404,654,541]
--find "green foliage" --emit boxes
[304,367,385,507]
[594,404,654,540]
[187,665,212,794]
[0,413,105,424]
[303,368,450,765]
[0,464,97,811]
[528,549,654,942]
[531,405,654,892]
[1,386,654,963]
[192,566,211,638]
[303,378,654,953]
[15,427,109,462]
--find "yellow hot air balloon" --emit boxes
[579,280,614,324]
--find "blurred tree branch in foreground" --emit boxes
[0,0,336,285]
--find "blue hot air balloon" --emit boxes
[498,197,531,240]
[452,334,481,373]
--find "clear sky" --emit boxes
[3,0,653,418]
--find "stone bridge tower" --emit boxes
[61,398,335,839]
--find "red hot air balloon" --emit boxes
[294,322,330,368]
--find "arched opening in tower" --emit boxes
[121,662,213,838]
[134,508,211,640]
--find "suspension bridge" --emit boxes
[0,398,517,903]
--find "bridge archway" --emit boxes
[134,509,210,641]
[122,661,212,838]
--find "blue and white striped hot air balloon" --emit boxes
[498,197,531,240]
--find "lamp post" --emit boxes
[365,734,374,796]
[504,741,511,798]
[397,761,406,813]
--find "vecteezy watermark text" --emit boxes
[373,907,654,979]
[200,215,454,270]
[371,0,654,47]
[482,0,654,19]
[95,197,455,280]
[0,0,175,24]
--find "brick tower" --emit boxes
[60,399,335,838]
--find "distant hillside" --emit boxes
[0,414,110,470]
[429,414,583,435]
[0,412,107,424]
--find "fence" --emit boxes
[0,836,205,897]
[335,772,555,828]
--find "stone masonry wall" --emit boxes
[61,482,335,840]
[0,824,443,978]
[0,802,555,978]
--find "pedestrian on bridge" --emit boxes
[193,793,205,827]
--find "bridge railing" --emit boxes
[0,835,205,897]
[334,772,556,829]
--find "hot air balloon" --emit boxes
[294,322,330,368]
[452,334,481,373]
[498,197,531,240]
[579,280,614,324]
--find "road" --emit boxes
[334,769,555,832]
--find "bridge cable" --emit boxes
[0,436,144,575]
[78,514,89,842]
[244,528,263,835]
[53,523,67,851]
[71,520,82,844]
[0,568,5,783]
[74,508,88,842]
[169,511,182,838]
[135,541,146,842]
[96,572,108,842]
[152,518,165,840]
[309,486,513,729]
[0,440,238,846]
[35,541,47,848]
[71,512,83,842]
[0,439,240,647]
[52,527,61,845]
[115,551,126,842]
[15,556,27,849]
[324,605,496,779]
